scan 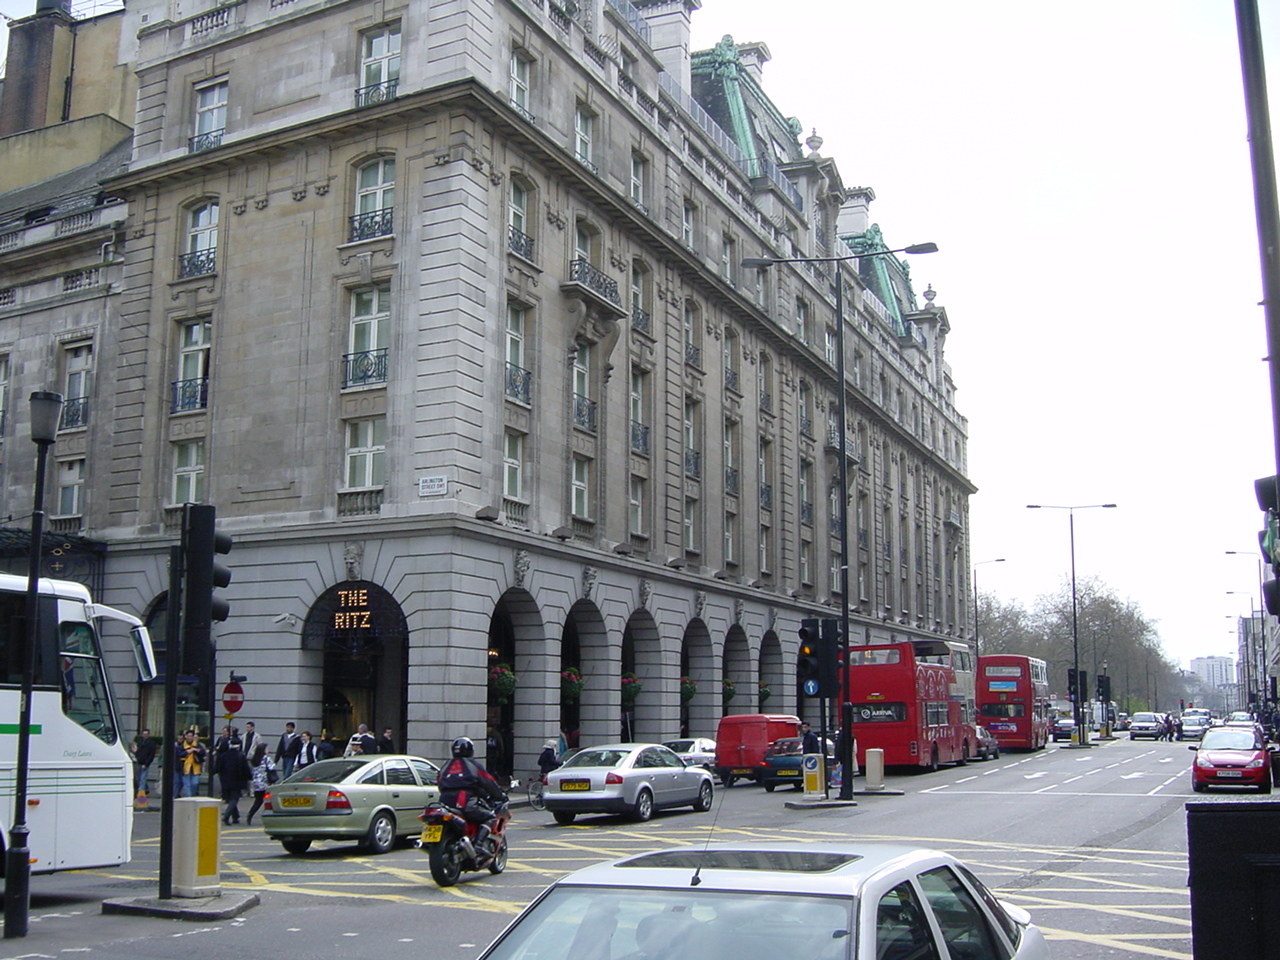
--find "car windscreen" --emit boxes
[1201,731,1262,750]
[562,750,630,769]
[664,741,696,752]
[481,886,854,960]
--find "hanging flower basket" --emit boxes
[721,678,737,705]
[561,667,585,702]
[758,681,772,706]
[621,672,642,706]
[680,676,697,703]
[488,663,517,704]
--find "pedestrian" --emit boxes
[176,730,206,798]
[801,721,821,755]
[376,727,396,754]
[538,738,562,776]
[275,722,300,778]
[345,723,376,757]
[132,728,158,796]
[215,737,252,825]
[295,730,319,770]
[241,721,260,759]
[316,730,336,760]
[244,742,277,826]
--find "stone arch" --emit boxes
[621,608,661,742]
[759,630,785,714]
[680,619,715,738]
[562,598,610,747]
[489,587,549,780]
[723,624,752,715]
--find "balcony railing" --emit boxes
[799,415,813,437]
[505,362,532,404]
[725,466,739,496]
[684,448,702,479]
[171,377,209,412]
[631,306,651,336]
[575,152,599,175]
[502,497,529,529]
[759,390,772,414]
[509,225,535,260]
[178,248,217,279]
[724,368,740,394]
[188,128,224,153]
[858,528,869,549]
[572,393,597,432]
[800,501,814,526]
[354,79,398,108]
[760,483,773,511]
[338,489,383,517]
[567,258,620,306]
[59,397,89,430]
[349,208,393,243]
[605,0,652,44]
[510,98,535,123]
[630,420,650,456]
[343,348,389,388]
[685,342,702,368]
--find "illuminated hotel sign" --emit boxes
[333,588,372,630]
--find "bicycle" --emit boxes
[524,774,547,811]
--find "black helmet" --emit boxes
[451,737,475,758]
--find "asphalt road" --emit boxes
[0,734,1253,959]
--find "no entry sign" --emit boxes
[222,680,245,714]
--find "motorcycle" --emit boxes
[417,796,510,887]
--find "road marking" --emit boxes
[1024,771,1048,779]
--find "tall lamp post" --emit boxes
[744,241,937,801]
[1026,503,1117,747]
[972,558,1006,657]
[5,391,63,939]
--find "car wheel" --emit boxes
[281,838,311,855]
[1261,779,1273,795]
[763,782,776,793]
[632,789,653,822]
[721,774,737,788]
[693,781,713,812]
[364,811,396,854]
[552,811,576,825]
[1129,734,1136,740]
[993,747,1000,760]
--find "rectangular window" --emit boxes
[173,319,211,412]
[630,154,647,208]
[192,79,227,151]
[724,510,737,565]
[503,430,524,499]
[629,367,648,455]
[60,343,92,429]
[629,475,646,536]
[510,51,532,119]
[172,439,206,503]
[759,523,771,575]
[825,326,838,366]
[358,24,400,105]
[0,355,9,436]
[574,105,595,171]
[800,539,813,584]
[720,235,735,284]
[346,285,390,387]
[345,416,386,488]
[684,496,699,552]
[682,200,696,247]
[572,454,591,517]
[796,298,810,342]
[509,180,528,237]
[56,458,86,516]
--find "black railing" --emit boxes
[684,448,702,479]
[858,528,869,549]
[170,377,208,412]
[799,415,813,437]
[630,420,650,456]
[631,306,651,335]
[178,248,217,279]
[760,390,772,414]
[725,466,739,496]
[567,258,621,306]
[188,128,224,153]
[800,501,814,526]
[60,397,89,430]
[510,98,535,123]
[573,393,597,432]
[505,362,532,404]
[685,342,702,368]
[349,208,394,242]
[354,79,398,108]
[509,225,535,259]
[724,368,740,394]
[760,483,773,511]
[343,348,389,387]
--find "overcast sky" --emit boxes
[691,1,1280,670]
[2,2,1278,671]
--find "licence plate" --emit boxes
[1217,770,1244,778]
[421,825,442,843]
[279,796,312,807]
[778,769,800,776]
[731,768,752,775]
[560,780,591,791]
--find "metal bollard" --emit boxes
[864,748,886,791]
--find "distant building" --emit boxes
[1190,656,1234,691]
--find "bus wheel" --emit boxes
[928,745,940,772]
[956,742,969,766]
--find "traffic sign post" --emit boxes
[221,681,244,715]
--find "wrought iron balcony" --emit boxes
[505,362,532,404]
[858,528,869,550]
[59,397,89,430]
[631,306,651,336]
[343,348,389,388]
[575,152,599,175]
[349,207,393,243]
[760,483,773,511]
[684,448,702,479]
[759,390,772,414]
[510,98,535,123]
[171,377,209,412]
[685,342,701,368]
[799,415,813,438]
[630,420,650,456]
[188,128,224,153]
[354,79,398,108]
[178,248,217,279]
[725,466,739,496]
[567,259,620,307]
[800,501,814,526]
[572,393,597,432]
[508,225,535,260]
[724,368,740,394]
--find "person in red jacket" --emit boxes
[438,737,507,850]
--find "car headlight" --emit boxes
[1247,757,1267,769]
[1196,755,1216,768]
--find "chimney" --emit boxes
[0,0,76,137]
[634,0,700,91]
[837,187,877,239]
[736,42,771,85]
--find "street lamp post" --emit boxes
[5,391,63,939]
[744,242,937,801]
[972,558,1006,658]
[1026,503,1117,747]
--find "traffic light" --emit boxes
[1067,668,1078,701]
[1098,675,1111,703]
[797,619,821,697]
[1079,671,1089,705]
[183,503,232,677]
[817,617,841,698]
[1255,476,1280,615]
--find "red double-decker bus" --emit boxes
[843,639,977,770]
[976,654,1050,750]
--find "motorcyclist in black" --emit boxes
[438,736,507,852]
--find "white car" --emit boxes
[543,742,714,824]
[478,841,1049,960]
[662,737,716,769]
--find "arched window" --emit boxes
[178,201,219,278]
[350,157,395,241]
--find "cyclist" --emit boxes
[438,736,507,850]
[538,738,562,776]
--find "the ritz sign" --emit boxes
[332,588,372,629]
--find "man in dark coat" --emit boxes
[215,738,252,825]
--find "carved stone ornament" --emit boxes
[734,597,745,626]
[639,577,652,610]
[254,198,268,210]
[567,300,622,381]
[545,203,567,230]
[343,542,363,581]
[695,591,707,621]
[314,182,331,197]
[292,187,308,201]
[232,201,247,216]
[583,565,598,600]
[514,549,531,588]
[768,606,777,630]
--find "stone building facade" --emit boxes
[0,0,973,774]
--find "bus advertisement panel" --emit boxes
[843,639,976,770]
[976,654,1050,750]
[0,574,155,874]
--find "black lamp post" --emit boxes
[1026,503,1116,747]
[5,391,63,939]
[744,242,937,800]
[972,558,1005,657]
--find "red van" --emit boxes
[714,713,801,786]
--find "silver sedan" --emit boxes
[543,742,715,824]
[662,737,716,769]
